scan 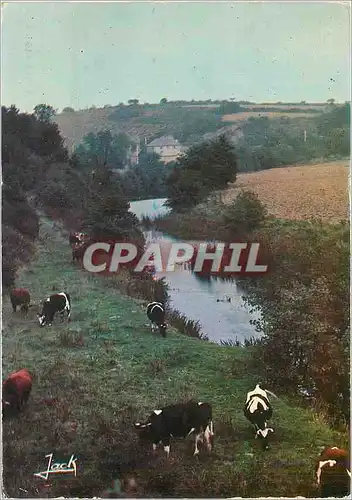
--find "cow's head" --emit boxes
[2,386,18,417]
[2,399,14,419]
[255,426,274,450]
[134,421,153,440]
[37,313,47,327]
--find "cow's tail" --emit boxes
[265,389,279,399]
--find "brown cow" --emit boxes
[315,446,351,497]
[10,288,31,313]
[72,242,90,263]
[2,368,33,414]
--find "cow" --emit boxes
[315,446,351,498]
[72,242,88,263]
[37,292,71,327]
[134,400,214,458]
[69,231,86,247]
[2,368,33,415]
[243,383,276,450]
[146,302,167,338]
[9,288,30,313]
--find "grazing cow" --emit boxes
[315,446,351,498]
[146,302,167,338]
[10,288,30,313]
[37,292,71,327]
[2,368,33,414]
[134,400,214,458]
[69,231,86,247]
[244,384,275,450]
[72,242,88,263]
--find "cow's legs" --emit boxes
[21,304,29,315]
[161,437,171,458]
[47,312,55,326]
[193,433,203,455]
[204,424,213,451]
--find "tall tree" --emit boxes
[166,135,238,211]
[33,104,56,122]
[74,130,132,169]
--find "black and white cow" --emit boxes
[37,292,71,327]
[69,231,87,247]
[134,400,214,458]
[146,302,167,338]
[315,446,351,498]
[243,384,275,450]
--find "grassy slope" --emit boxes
[2,217,348,498]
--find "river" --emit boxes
[129,198,262,344]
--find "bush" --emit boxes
[241,220,350,425]
[223,190,268,236]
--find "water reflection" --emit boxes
[129,198,262,344]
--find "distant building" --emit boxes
[146,135,187,164]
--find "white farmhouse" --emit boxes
[146,135,187,164]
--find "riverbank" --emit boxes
[151,199,350,427]
[2,216,348,498]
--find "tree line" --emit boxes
[1,104,143,289]
[235,103,350,171]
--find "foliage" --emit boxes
[119,149,169,200]
[166,135,238,211]
[241,220,350,425]
[1,105,143,290]
[109,103,227,143]
[1,104,67,288]
[82,165,141,242]
[74,129,132,170]
[33,103,56,122]
[223,190,268,236]
[218,100,243,115]
[62,107,75,113]
[236,103,350,172]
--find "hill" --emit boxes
[55,101,330,153]
[222,160,349,223]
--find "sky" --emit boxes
[1,1,351,112]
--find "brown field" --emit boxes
[241,103,328,111]
[221,111,318,122]
[222,160,349,223]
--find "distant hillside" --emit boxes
[55,101,331,152]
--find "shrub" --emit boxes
[223,190,268,236]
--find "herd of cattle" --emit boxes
[2,232,351,497]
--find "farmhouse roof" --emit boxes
[147,135,181,147]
